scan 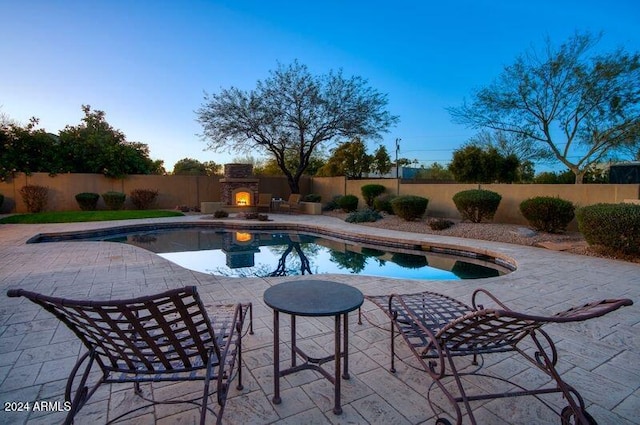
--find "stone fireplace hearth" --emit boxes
[220,164,259,206]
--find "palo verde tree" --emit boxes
[196,61,398,193]
[449,32,640,183]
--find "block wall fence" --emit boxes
[1,173,638,230]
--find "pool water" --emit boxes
[99,228,510,280]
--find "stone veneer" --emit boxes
[220,163,259,205]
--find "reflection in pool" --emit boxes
[99,228,511,280]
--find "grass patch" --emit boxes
[0,210,185,224]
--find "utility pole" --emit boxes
[395,138,401,195]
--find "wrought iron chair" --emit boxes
[279,193,301,214]
[6,286,253,425]
[366,289,632,425]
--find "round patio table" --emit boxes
[263,280,364,414]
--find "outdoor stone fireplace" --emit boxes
[220,163,259,206]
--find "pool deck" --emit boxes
[0,214,638,424]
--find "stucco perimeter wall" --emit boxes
[311,177,640,229]
[309,176,346,205]
[0,173,219,212]
[0,173,310,213]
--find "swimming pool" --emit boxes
[43,226,513,280]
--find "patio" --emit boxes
[0,214,638,424]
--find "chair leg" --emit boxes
[236,321,244,391]
[201,352,214,425]
[64,350,101,425]
[529,330,592,424]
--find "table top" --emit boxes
[263,280,364,317]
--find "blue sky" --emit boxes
[2,1,639,172]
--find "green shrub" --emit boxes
[213,210,228,218]
[345,208,382,223]
[0,193,4,209]
[130,189,159,210]
[20,185,48,213]
[337,195,359,212]
[577,203,640,256]
[302,194,321,202]
[102,191,126,210]
[519,196,575,233]
[373,194,396,214]
[75,192,100,211]
[322,195,342,211]
[452,189,502,223]
[429,218,454,230]
[361,184,386,207]
[390,195,428,221]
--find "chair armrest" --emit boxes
[472,288,511,311]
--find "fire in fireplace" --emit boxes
[234,191,252,206]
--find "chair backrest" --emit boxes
[257,193,271,205]
[287,194,301,204]
[437,298,633,353]
[7,287,218,375]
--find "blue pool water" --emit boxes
[90,228,511,280]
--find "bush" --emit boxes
[0,193,4,209]
[130,189,159,210]
[429,218,455,230]
[391,195,428,221]
[213,210,228,218]
[519,196,575,233]
[345,208,382,223]
[102,191,126,210]
[75,192,100,211]
[302,194,321,202]
[577,203,640,256]
[337,195,359,212]
[361,184,386,207]
[322,195,342,211]
[452,189,502,223]
[373,194,396,214]
[20,185,48,213]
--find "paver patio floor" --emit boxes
[0,214,638,424]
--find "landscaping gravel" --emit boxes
[324,211,639,263]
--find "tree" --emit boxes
[414,163,455,181]
[370,145,393,175]
[173,158,221,175]
[449,32,640,183]
[449,144,520,183]
[58,105,163,177]
[196,61,398,193]
[0,118,59,181]
[317,137,371,178]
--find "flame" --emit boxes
[235,192,251,206]
[235,232,252,243]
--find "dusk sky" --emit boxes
[2,1,639,173]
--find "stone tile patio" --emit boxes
[0,214,638,424]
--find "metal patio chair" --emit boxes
[256,193,272,212]
[279,193,301,214]
[7,286,253,425]
[366,289,632,425]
